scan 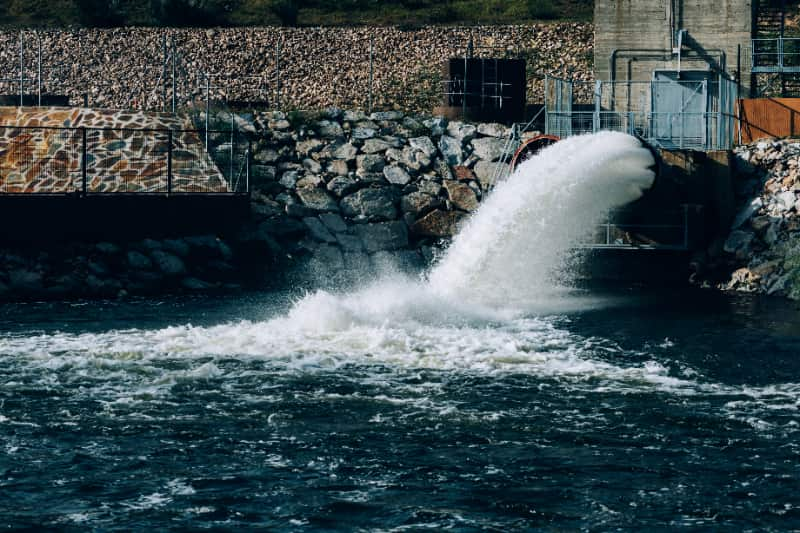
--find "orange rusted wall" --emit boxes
[738,98,800,144]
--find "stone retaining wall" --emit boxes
[0,107,227,193]
[0,24,593,113]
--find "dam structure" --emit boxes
[4,1,800,291]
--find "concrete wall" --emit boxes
[594,0,752,93]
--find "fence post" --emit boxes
[544,74,549,134]
[275,39,281,110]
[37,31,42,107]
[162,34,168,112]
[368,36,374,114]
[19,32,24,107]
[229,114,235,185]
[167,129,173,195]
[171,35,177,113]
[246,141,251,196]
[205,74,210,152]
[462,37,470,118]
[81,128,87,195]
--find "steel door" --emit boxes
[650,71,709,149]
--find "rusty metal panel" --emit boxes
[739,98,800,143]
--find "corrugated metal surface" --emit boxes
[739,98,800,143]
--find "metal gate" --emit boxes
[650,71,709,149]
[544,75,573,137]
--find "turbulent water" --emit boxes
[3,133,800,530]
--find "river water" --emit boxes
[1,288,800,530]
[3,133,799,530]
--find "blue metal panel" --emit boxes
[650,71,710,149]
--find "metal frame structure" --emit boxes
[751,37,800,73]
[543,74,738,151]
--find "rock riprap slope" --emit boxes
[241,108,516,280]
[0,24,593,112]
[720,139,800,299]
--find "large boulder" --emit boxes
[332,142,358,161]
[383,165,412,185]
[317,120,344,138]
[296,188,339,212]
[354,221,409,252]
[127,250,153,270]
[150,250,186,276]
[303,217,337,243]
[471,137,508,162]
[319,213,349,233]
[411,210,467,238]
[446,121,477,143]
[361,138,391,154]
[340,188,397,221]
[477,123,510,138]
[357,154,386,174]
[438,135,463,166]
[409,136,437,157]
[401,191,442,218]
[444,180,479,212]
[327,176,358,197]
[352,126,377,140]
[473,161,509,190]
[296,139,324,156]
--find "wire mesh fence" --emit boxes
[0,125,248,195]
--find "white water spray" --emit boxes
[428,131,656,307]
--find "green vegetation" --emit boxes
[1,0,593,28]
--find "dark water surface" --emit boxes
[2,288,800,531]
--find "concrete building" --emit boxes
[594,0,753,94]
[543,0,800,150]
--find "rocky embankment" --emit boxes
[239,107,516,283]
[0,24,593,112]
[718,139,800,299]
[0,108,519,301]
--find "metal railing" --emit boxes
[544,75,738,151]
[580,205,696,251]
[751,37,800,73]
[0,125,249,195]
[544,111,734,151]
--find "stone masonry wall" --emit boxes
[0,24,593,113]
